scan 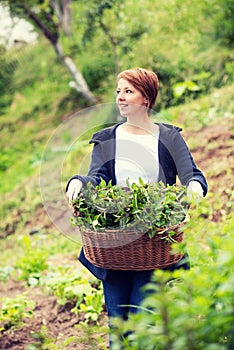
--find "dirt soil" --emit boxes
[0,118,233,350]
[0,278,109,350]
[184,118,233,221]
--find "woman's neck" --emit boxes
[123,118,158,135]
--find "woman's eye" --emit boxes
[116,89,133,95]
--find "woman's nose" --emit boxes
[117,92,125,101]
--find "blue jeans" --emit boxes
[102,255,190,348]
[102,269,154,320]
[102,254,190,320]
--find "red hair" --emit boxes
[117,67,159,109]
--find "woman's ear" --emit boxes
[144,98,149,107]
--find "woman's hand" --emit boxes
[187,180,204,202]
[66,179,83,203]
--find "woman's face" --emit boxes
[116,78,148,117]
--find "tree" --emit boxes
[82,0,148,76]
[213,0,234,46]
[2,0,95,103]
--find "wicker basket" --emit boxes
[80,222,184,270]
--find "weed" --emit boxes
[15,249,48,286]
[42,271,93,305]
[0,293,35,331]
[0,266,13,283]
[73,289,104,323]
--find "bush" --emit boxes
[111,209,234,349]
[213,0,234,47]
[0,294,35,331]
[82,56,115,92]
[0,46,18,112]
[152,49,234,110]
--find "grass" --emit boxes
[0,37,91,195]
[161,83,234,131]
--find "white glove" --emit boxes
[187,180,204,202]
[66,179,83,203]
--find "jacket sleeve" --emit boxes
[170,129,208,196]
[66,140,113,191]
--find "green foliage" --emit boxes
[6,0,59,42]
[26,325,81,350]
[152,48,234,110]
[173,80,201,99]
[0,0,233,347]
[0,294,35,331]
[26,325,56,350]
[0,45,17,112]
[42,269,93,305]
[166,83,234,131]
[0,0,233,193]
[42,268,104,324]
[73,289,104,324]
[110,210,234,349]
[82,56,115,92]
[0,266,13,283]
[81,0,148,74]
[73,180,189,238]
[75,322,109,349]
[0,38,72,193]
[212,0,234,46]
[15,235,48,286]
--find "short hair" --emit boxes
[117,67,159,109]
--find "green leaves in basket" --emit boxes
[72,180,190,238]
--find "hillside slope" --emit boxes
[184,116,233,222]
[0,114,233,349]
[1,82,233,239]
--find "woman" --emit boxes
[66,67,208,345]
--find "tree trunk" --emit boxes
[20,1,95,104]
[53,0,72,36]
[61,0,72,36]
[54,41,95,103]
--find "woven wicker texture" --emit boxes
[81,223,184,270]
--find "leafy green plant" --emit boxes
[73,289,104,324]
[14,235,49,286]
[110,208,234,349]
[27,325,88,349]
[0,46,17,113]
[172,80,201,99]
[42,271,93,306]
[41,268,103,323]
[0,294,35,331]
[42,270,104,325]
[26,325,56,350]
[42,268,104,322]
[72,180,189,239]
[15,249,48,286]
[0,266,13,283]
[75,322,109,350]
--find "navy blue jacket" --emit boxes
[67,122,208,280]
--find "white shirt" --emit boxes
[115,124,159,186]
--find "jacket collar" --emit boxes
[89,122,182,144]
